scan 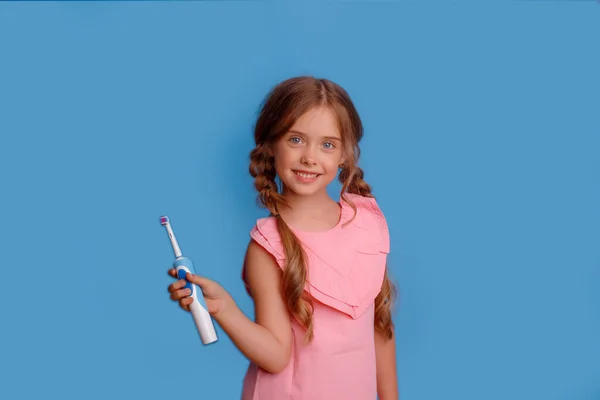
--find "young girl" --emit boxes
[168,76,398,400]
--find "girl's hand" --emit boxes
[167,269,233,317]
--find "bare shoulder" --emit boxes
[246,238,279,264]
[244,239,283,294]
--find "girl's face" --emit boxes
[271,106,345,198]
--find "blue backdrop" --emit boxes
[1,1,598,399]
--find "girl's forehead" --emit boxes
[289,107,342,139]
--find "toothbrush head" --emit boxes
[159,216,169,226]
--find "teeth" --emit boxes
[294,171,318,179]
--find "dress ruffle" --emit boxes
[248,193,390,319]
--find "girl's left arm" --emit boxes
[375,329,399,400]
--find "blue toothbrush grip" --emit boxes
[173,256,211,312]
[177,268,193,292]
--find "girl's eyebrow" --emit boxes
[288,130,342,142]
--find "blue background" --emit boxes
[1,1,599,399]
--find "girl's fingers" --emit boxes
[170,288,191,301]
[167,270,206,313]
[168,279,187,293]
[180,297,193,311]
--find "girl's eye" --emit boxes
[290,137,303,144]
[323,141,335,150]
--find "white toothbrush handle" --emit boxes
[190,298,218,344]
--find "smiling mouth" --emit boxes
[293,170,321,179]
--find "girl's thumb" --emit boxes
[187,272,208,287]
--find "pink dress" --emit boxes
[241,193,390,400]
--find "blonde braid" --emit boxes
[339,163,397,340]
[249,145,315,341]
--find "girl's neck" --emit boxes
[278,187,341,232]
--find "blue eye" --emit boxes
[290,137,302,144]
[323,142,335,149]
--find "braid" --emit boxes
[249,144,315,342]
[375,272,397,339]
[276,217,315,342]
[339,165,373,198]
[249,144,285,215]
[339,163,397,340]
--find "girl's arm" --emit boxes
[212,240,293,374]
[375,329,399,400]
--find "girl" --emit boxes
[168,76,399,400]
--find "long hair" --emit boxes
[249,76,397,341]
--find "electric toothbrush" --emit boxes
[160,215,218,345]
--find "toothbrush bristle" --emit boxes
[159,216,169,225]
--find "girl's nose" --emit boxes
[300,154,316,165]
